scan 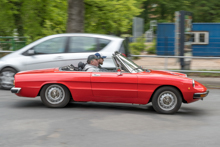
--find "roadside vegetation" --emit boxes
[187,71,220,77]
[129,36,146,59]
[145,39,156,54]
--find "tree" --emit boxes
[66,0,84,33]
[84,0,145,35]
[190,0,220,22]
[0,0,16,36]
[0,0,145,42]
[66,0,145,35]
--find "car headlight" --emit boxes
[192,79,195,87]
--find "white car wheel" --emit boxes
[152,86,182,114]
[40,84,70,108]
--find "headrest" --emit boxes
[78,62,85,69]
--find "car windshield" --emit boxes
[117,54,144,73]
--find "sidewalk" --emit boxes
[133,53,220,70]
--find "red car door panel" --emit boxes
[66,72,93,102]
[91,72,138,103]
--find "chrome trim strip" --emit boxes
[11,87,21,93]
[193,91,209,99]
[192,79,195,87]
[194,91,209,95]
[116,54,132,73]
[92,74,100,77]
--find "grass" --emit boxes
[169,69,220,77]
[187,72,220,77]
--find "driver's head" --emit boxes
[87,55,98,67]
[95,53,106,65]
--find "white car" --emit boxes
[0,33,129,89]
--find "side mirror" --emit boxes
[117,68,123,76]
[27,49,35,55]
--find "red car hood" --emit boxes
[148,70,187,77]
[17,68,56,75]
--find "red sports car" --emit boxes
[11,52,209,114]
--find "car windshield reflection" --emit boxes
[117,54,144,73]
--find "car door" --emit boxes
[24,37,68,70]
[61,36,111,67]
[91,71,138,103]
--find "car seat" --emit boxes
[78,62,86,71]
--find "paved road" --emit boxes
[0,89,220,147]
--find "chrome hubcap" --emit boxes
[158,91,177,111]
[45,85,65,104]
[0,71,15,89]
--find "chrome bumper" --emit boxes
[11,87,21,93]
[193,91,209,99]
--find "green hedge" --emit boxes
[129,36,146,59]
[146,39,156,54]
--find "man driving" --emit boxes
[83,55,100,72]
[83,54,113,72]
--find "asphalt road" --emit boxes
[0,89,220,147]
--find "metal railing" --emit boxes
[0,50,219,74]
[0,36,26,51]
[0,50,13,53]
[131,55,220,73]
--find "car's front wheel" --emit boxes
[40,84,70,108]
[152,86,182,114]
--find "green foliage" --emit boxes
[131,48,140,59]
[139,0,220,26]
[146,39,156,54]
[85,0,146,34]
[130,37,146,52]
[5,0,220,46]
[21,0,67,42]
[129,36,146,59]
[0,0,67,43]
[0,0,146,43]
[187,71,220,77]
[0,0,16,36]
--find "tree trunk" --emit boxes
[67,0,84,33]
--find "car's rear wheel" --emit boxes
[40,84,70,108]
[152,86,182,114]
[0,68,17,90]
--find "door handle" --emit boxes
[55,56,63,60]
[92,74,100,77]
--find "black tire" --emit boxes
[152,86,182,114]
[40,84,70,108]
[0,68,17,90]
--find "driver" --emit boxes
[83,55,100,72]
[83,54,113,72]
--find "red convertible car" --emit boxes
[11,52,209,114]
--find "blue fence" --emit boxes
[157,23,220,56]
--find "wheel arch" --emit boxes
[149,85,187,104]
[37,83,73,100]
[0,66,19,73]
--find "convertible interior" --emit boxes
[59,52,142,73]
[60,62,87,71]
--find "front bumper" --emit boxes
[11,87,21,93]
[193,91,209,99]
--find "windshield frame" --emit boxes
[115,53,145,73]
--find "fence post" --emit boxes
[164,57,168,70]
[11,37,15,51]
